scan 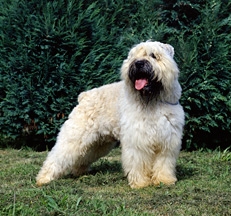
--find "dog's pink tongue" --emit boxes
[135,79,148,90]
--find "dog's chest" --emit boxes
[119,105,171,145]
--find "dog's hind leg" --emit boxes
[71,139,118,177]
[36,115,91,186]
[36,118,117,186]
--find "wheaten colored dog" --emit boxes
[36,41,184,188]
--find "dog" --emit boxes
[36,41,185,188]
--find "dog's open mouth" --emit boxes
[129,59,153,91]
[129,59,163,97]
[135,79,148,90]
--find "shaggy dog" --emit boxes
[36,41,185,188]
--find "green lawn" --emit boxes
[0,147,230,215]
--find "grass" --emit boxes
[0,147,230,216]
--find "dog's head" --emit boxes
[121,41,179,99]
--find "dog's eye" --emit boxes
[150,53,156,59]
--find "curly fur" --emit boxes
[36,41,184,188]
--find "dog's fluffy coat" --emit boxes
[36,41,184,188]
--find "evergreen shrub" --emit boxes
[0,0,167,149]
[164,0,231,149]
[0,0,230,150]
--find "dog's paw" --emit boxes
[36,176,53,187]
[152,175,177,186]
[129,181,151,189]
[127,175,151,189]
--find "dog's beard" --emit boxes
[128,59,163,101]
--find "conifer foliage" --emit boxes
[0,0,230,149]
[164,0,231,149]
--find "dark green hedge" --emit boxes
[167,0,231,149]
[0,0,230,150]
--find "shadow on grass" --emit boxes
[176,164,195,181]
[68,160,124,187]
[89,160,122,175]
[65,159,195,184]
[64,160,122,180]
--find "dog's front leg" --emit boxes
[121,145,152,189]
[151,145,180,186]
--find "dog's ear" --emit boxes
[163,43,175,57]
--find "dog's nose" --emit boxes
[135,60,144,69]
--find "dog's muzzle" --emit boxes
[128,59,163,97]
